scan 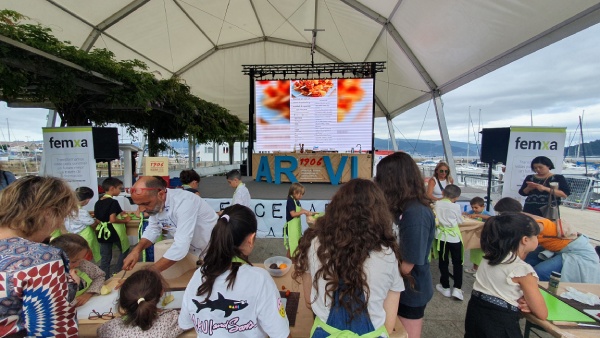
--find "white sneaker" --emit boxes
[452,288,464,301]
[436,284,451,297]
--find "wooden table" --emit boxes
[78,263,406,337]
[524,282,600,338]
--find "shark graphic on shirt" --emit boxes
[192,292,248,317]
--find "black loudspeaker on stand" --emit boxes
[479,128,510,211]
[92,127,119,177]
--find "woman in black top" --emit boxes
[518,156,570,216]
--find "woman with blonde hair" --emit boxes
[0,176,79,337]
[427,162,454,201]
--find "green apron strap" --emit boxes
[232,256,247,264]
[310,316,389,338]
[75,269,93,297]
[138,214,146,262]
[113,223,130,252]
[79,226,101,263]
[50,229,62,241]
[96,222,111,241]
[435,225,464,264]
[284,198,302,257]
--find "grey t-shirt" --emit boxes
[0,170,16,191]
[397,200,436,307]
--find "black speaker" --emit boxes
[480,127,510,163]
[92,127,119,161]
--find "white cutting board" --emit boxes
[77,290,185,320]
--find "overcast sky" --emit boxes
[2,22,599,148]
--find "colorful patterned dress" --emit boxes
[0,237,78,337]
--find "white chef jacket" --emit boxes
[231,183,251,208]
[142,188,218,261]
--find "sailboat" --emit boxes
[562,112,598,176]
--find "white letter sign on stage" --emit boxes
[502,126,566,201]
[41,127,99,209]
[205,198,329,238]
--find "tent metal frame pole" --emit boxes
[248,69,255,177]
[432,90,456,175]
[386,118,398,152]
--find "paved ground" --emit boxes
[249,188,600,338]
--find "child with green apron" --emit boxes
[284,183,314,258]
[95,177,131,279]
[64,186,101,262]
[50,234,106,307]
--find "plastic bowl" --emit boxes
[264,256,292,277]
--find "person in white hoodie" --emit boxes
[122,176,218,272]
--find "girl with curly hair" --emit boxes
[293,178,404,337]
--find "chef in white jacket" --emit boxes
[122,176,218,272]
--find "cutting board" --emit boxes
[541,289,596,323]
[77,290,185,320]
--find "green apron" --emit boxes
[434,225,464,264]
[470,248,484,266]
[50,229,62,241]
[95,195,130,253]
[79,226,101,263]
[310,316,388,338]
[75,269,93,297]
[283,197,302,257]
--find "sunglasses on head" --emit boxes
[438,169,449,173]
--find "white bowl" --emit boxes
[264,256,292,277]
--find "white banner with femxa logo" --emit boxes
[502,126,566,201]
[204,198,329,238]
[41,127,99,209]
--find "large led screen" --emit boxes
[255,79,374,152]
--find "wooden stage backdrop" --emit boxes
[251,153,372,184]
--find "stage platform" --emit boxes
[197,175,493,203]
[197,175,342,200]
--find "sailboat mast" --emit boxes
[466,106,470,163]
[579,113,587,175]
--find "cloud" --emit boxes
[378,22,600,144]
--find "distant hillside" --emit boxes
[374,138,479,157]
[564,139,600,157]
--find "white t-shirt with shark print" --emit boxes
[179,264,290,338]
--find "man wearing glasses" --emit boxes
[122,176,218,272]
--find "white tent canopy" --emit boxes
[5,0,600,166]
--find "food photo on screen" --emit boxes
[256,80,291,124]
[292,79,336,97]
[337,79,371,123]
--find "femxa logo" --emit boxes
[514,137,557,150]
[49,137,89,148]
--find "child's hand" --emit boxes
[517,296,531,313]
[74,293,93,307]
[69,269,81,285]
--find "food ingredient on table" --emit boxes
[270,263,279,269]
[162,294,175,306]
[100,285,111,295]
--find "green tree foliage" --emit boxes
[0,10,246,155]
